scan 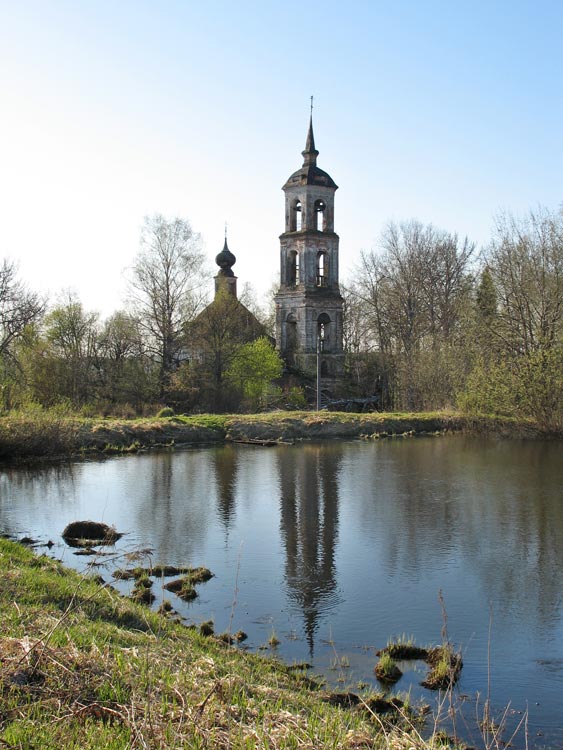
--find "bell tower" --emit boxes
[274,112,344,393]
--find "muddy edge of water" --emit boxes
[0,413,551,461]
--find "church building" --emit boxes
[274,116,344,394]
[182,236,268,410]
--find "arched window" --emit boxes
[286,313,298,366]
[293,200,302,231]
[314,199,326,231]
[320,360,329,378]
[316,251,328,287]
[317,312,331,351]
[289,251,300,285]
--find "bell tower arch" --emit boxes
[274,112,344,394]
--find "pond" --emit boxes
[1,435,562,747]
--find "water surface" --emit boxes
[1,436,562,747]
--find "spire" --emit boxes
[302,97,319,167]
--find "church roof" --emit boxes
[283,165,338,190]
[283,115,338,190]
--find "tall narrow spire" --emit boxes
[302,99,319,167]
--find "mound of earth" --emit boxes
[62,520,122,547]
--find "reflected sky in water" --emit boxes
[1,435,563,747]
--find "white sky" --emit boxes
[1,0,562,318]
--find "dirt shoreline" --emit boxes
[56,413,560,448]
[0,411,552,462]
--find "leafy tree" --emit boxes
[476,266,497,322]
[171,289,269,412]
[459,348,563,430]
[460,208,563,427]
[128,215,208,395]
[12,294,99,408]
[226,337,283,411]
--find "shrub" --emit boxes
[156,406,175,418]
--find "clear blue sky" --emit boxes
[1,0,562,317]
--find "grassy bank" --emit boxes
[0,538,433,749]
[0,409,547,461]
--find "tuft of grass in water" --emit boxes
[375,652,403,684]
[163,577,198,601]
[421,644,463,690]
[268,630,281,648]
[130,574,155,605]
[186,566,214,584]
[379,633,429,660]
[199,620,214,636]
[329,655,350,670]
[158,600,173,615]
[162,568,213,602]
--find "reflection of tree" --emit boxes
[351,438,563,632]
[211,445,238,533]
[278,444,342,655]
[353,439,459,578]
[454,439,563,629]
[133,451,210,564]
[0,462,78,538]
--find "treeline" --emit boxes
[0,215,281,416]
[2,207,563,426]
[343,206,563,430]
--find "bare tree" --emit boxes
[128,215,208,393]
[97,311,155,406]
[0,259,44,360]
[44,292,100,404]
[485,208,563,355]
[425,233,474,343]
[348,221,474,409]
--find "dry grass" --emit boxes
[0,539,441,750]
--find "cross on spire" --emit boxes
[302,98,319,167]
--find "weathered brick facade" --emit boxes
[274,116,344,393]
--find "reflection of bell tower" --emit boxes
[278,445,341,655]
[211,445,238,533]
[274,110,344,393]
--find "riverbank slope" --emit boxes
[0,409,547,460]
[0,538,426,749]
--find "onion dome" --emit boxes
[215,238,236,277]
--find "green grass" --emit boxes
[1,538,443,749]
[0,539,448,749]
[2,407,546,461]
